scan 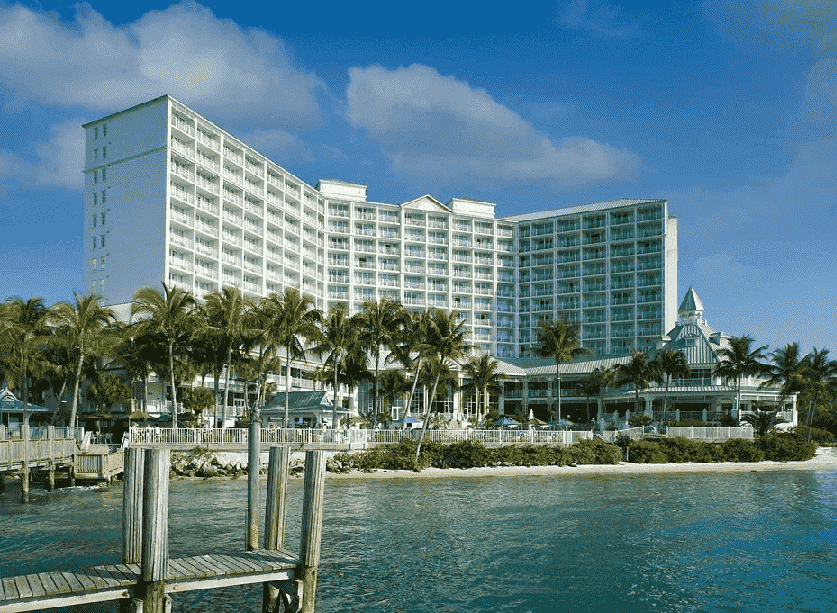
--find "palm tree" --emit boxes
[50,293,115,428]
[759,342,806,419]
[131,283,196,428]
[378,368,410,422]
[534,316,588,422]
[270,288,321,427]
[615,351,652,418]
[460,354,502,425]
[356,298,405,419]
[592,367,615,424]
[740,406,788,438]
[392,308,434,422]
[649,348,690,427]
[312,304,359,428]
[799,348,837,442]
[113,322,157,415]
[578,371,605,425]
[414,309,469,464]
[714,335,769,422]
[205,287,254,427]
[2,297,49,425]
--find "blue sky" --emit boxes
[0,0,834,355]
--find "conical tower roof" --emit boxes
[678,287,704,316]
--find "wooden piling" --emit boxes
[247,418,260,551]
[48,460,55,492]
[140,448,169,613]
[123,448,145,564]
[262,446,290,613]
[299,451,326,613]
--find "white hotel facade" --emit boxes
[83,95,678,359]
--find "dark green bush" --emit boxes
[677,419,706,427]
[566,438,622,464]
[627,440,668,463]
[440,440,491,469]
[659,437,722,463]
[789,426,834,444]
[719,438,765,462]
[762,433,816,462]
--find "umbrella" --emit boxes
[494,417,520,427]
[526,417,547,426]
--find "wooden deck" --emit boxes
[0,549,298,613]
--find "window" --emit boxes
[94,170,98,184]
[94,148,98,160]
[92,215,97,228]
[102,146,107,159]
[100,256,106,270]
[93,192,97,205]
[91,280,96,292]
[94,127,99,140]
[101,212,105,226]
[101,234,105,248]
[101,168,106,181]
[100,278,106,292]
[102,124,107,137]
[91,258,97,271]
[101,190,106,204]
[93,236,97,249]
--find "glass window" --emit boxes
[93,192,97,205]
[94,127,99,140]
[93,236,97,249]
[93,148,98,160]
[102,146,107,159]
[102,124,107,137]
[92,215,97,228]
[101,190,106,204]
[102,167,106,181]
[101,212,105,226]
[100,256,106,270]
[94,170,98,184]
[91,258,97,271]
[101,234,105,248]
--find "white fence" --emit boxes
[124,427,596,448]
[666,426,753,442]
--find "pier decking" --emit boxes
[0,550,298,613]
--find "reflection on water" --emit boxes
[2,469,837,612]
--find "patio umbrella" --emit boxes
[494,417,520,427]
[526,417,547,426]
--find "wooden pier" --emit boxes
[0,442,327,613]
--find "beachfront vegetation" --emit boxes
[329,438,623,472]
[625,433,816,464]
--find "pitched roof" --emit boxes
[263,390,331,413]
[678,287,705,313]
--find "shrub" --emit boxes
[566,439,622,465]
[658,437,721,463]
[440,441,491,469]
[627,440,668,463]
[719,438,765,462]
[762,433,816,462]
[677,419,706,427]
[789,426,834,444]
[629,414,653,428]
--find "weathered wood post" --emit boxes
[121,447,145,613]
[21,422,30,503]
[247,411,261,551]
[140,448,170,613]
[262,445,290,613]
[299,450,326,613]
[47,426,55,492]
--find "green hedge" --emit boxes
[624,433,815,464]
[330,438,622,472]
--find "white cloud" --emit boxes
[346,64,640,189]
[0,2,323,129]
[238,128,313,162]
[559,0,642,39]
[0,119,85,191]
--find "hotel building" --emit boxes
[83,95,677,359]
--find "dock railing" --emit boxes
[665,426,753,441]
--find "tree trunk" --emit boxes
[404,356,423,419]
[68,352,84,429]
[50,378,68,425]
[223,346,232,429]
[414,373,442,466]
[169,343,178,429]
[331,356,340,429]
[284,353,291,428]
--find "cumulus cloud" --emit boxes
[559,0,642,38]
[0,119,85,191]
[346,64,640,189]
[0,2,323,129]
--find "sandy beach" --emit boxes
[323,450,837,480]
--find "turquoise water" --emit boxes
[2,467,837,612]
